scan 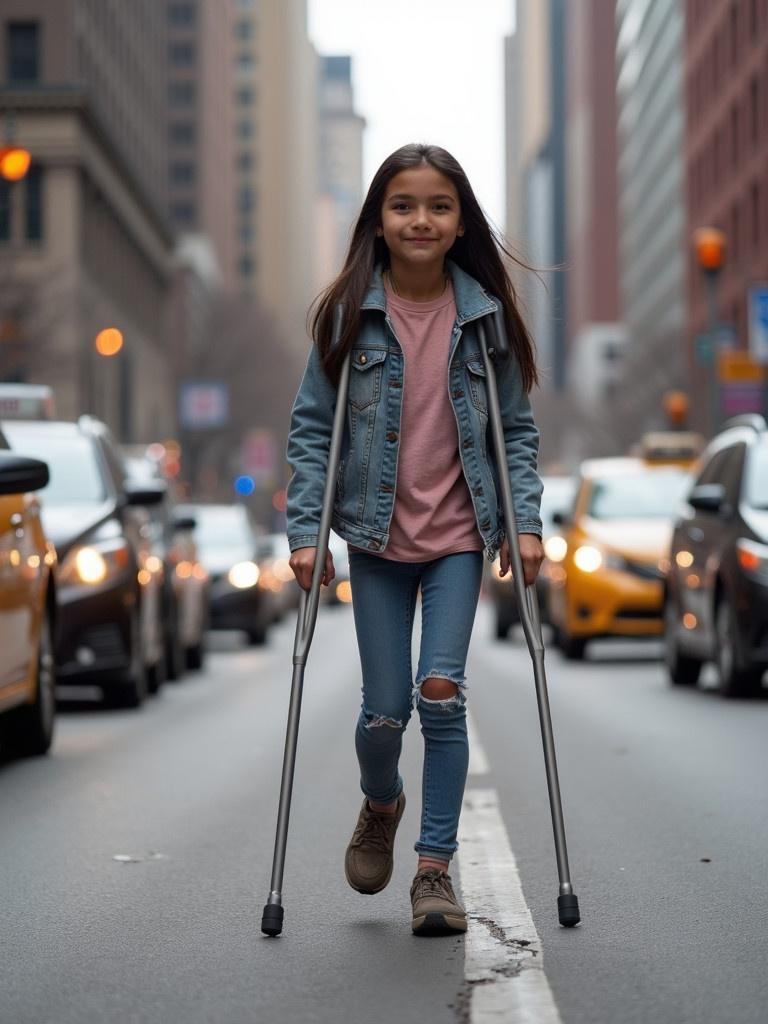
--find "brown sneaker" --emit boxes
[344,792,406,895]
[410,867,467,935]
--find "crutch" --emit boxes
[477,309,581,928]
[261,304,349,937]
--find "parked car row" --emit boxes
[488,425,767,698]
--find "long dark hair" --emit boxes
[310,143,539,393]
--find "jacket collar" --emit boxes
[361,260,498,325]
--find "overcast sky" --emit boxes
[308,0,516,231]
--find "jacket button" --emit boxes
[481,520,490,529]
[453,389,464,398]
[462,438,474,448]
[370,539,381,550]
[474,486,484,497]
[358,353,367,365]
[386,431,398,442]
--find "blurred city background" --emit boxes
[1,0,766,524]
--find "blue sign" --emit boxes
[748,285,768,364]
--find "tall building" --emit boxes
[506,0,567,394]
[167,0,236,289]
[565,0,626,413]
[0,0,176,439]
[684,0,768,427]
[315,55,365,288]
[614,0,687,436]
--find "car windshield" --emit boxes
[1,426,106,504]
[189,506,254,555]
[744,445,768,508]
[588,469,691,520]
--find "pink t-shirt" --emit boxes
[371,278,484,562]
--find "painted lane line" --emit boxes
[458,788,562,1024]
[467,709,490,775]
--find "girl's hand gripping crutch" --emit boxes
[477,309,581,928]
[261,304,349,937]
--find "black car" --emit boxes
[179,503,272,645]
[664,415,768,697]
[1,416,164,707]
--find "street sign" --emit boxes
[178,381,229,429]
[717,349,765,383]
[748,285,768,364]
[721,383,764,416]
[241,428,277,487]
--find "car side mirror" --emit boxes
[172,514,197,532]
[124,480,166,507]
[0,453,49,495]
[688,483,727,513]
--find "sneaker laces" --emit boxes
[411,868,455,902]
[351,806,397,853]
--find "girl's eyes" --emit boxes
[391,203,452,213]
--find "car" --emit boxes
[1,417,165,707]
[485,474,577,639]
[178,503,272,645]
[547,450,693,659]
[123,448,209,675]
[664,414,768,697]
[0,446,58,757]
[254,533,300,620]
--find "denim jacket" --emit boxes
[286,261,543,560]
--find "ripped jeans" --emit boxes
[347,549,483,861]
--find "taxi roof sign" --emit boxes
[0,384,56,420]
[635,431,705,464]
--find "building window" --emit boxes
[236,86,254,105]
[169,2,196,26]
[169,121,196,145]
[239,255,255,277]
[239,223,254,244]
[235,20,254,40]
[169,80,195,106]
[749,76,758,147]
[170,161,195,185]
[236,120,253,140]
[236,53,255,72]
[751,182,760,250]
[7,22,39,83]
[170,200,195,225]
[24,164,42,240]
[237,151,253,172]
[169,41,195,66]
[236,0,255,9]
[730,104,738,166]
[238,187,254,212]
[0,180,11,240]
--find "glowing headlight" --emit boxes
[228,561,260,589]
[544,535,567,562]
[573,545,603,573]
[71,547,108,584]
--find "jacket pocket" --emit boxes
[466,360,488,416]
[349,349,387,411]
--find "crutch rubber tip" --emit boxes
[261,904,284,937]
[557,893,580,927]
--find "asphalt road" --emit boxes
[1,599,766,1024]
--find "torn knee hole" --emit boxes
[420,677,459,701]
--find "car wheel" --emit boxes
[0,605,56,757]
[560,633,587,660]
[106,609,148,709]
[495,612,510,640]
[247,626,267,646]
[147,651,166,695]
[186,641,205,671]
[663,596,701,686]
[715,600,763,698]
[164,612,185,682]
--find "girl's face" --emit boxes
[378,164,464,272]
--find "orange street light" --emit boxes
[0,146,31,181]
[692,227,726,272]
[95,328,124,357]
[662,390,689,428]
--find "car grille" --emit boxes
[77,623,126,660]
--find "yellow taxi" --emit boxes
[545,434,700,660]
[0,446,58,757]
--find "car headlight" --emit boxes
[573,545,603,573]
[544,535,567,562]
[59,541,130,586]
[736,538,768,577]
[228,561,260,589]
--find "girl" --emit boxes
[286,144,544,936]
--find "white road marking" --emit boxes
[467,709,490,775]
[458,788,562,1024]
